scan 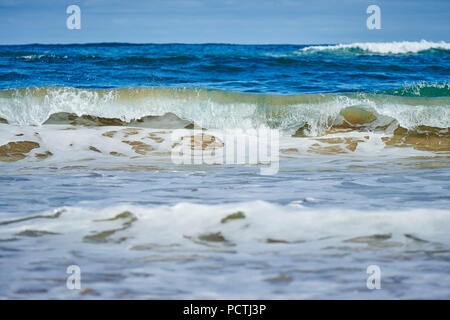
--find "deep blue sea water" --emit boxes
[0,41,449,299]
[1,42,449,93]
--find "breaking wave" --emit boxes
[298,40,450,55]
[0,86,449,136]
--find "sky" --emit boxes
[0,0,449,44]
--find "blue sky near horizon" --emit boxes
[0,0,448,45]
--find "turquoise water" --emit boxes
[0,41,449,299]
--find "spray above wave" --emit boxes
[0,87,449,136]
[298,40,450,55]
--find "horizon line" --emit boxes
[0,39,447,46]
[0,41,333,46]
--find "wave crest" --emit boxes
[298,40,450,55]
[0,87,449,136]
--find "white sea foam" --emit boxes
[299,40,450,55]
[2,201,449,248]
[1,201,449,299]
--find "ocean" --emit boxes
[0,40,449,299]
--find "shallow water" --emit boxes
[0,42,449,299]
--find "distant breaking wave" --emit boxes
[298,40,450,55]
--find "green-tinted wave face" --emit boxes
[0,86,449,136]
[380,83,450,97]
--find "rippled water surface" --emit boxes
[0,41,449,299]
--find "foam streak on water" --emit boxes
[1,202,449,299]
